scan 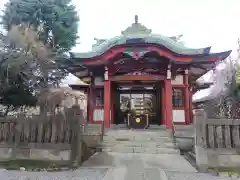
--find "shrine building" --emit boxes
[64,15,231,130]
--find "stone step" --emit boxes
[107,130,171,134]
[99,141,176,149]
[100,129,177,154]
[174,125,194,138]
[102,135,172,142]
[105,130,172,136]
[102,138,174,144]
[98,146,180,154]
[85,124,103,133]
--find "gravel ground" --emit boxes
[0,168,109,180]
[0,168,239,180]
[0,151,238,180]
[165,171,239,180]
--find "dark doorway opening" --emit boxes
[114,83,162,126]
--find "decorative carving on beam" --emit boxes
[113,58,130,65]
[132,68,144,71]
[125,71,151,76]
[109,61,166,74]
[144,68,159,72]
[110,66,164,76]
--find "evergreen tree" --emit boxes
[0,0,80,114]
[0,72,37,116]
[2,0,79,52]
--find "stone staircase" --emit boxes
[97,127,180,154]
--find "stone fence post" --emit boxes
[193,109,208,172]
[12,120,20,159]
[70,105,84,167]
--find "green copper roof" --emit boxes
[71,15,211,59]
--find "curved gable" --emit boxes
[71,34,211,59]
[71,15,211,59]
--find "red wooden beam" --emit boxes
[83,45,194,65]
[110,75,165,81]
[108,62,167,75]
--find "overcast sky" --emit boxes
[1,0,240,90]
[71,0,240,53]
[1,0,239,53]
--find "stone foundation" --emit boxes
[196,146,240,171]
[0,147,71,161]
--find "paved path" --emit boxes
[82,152,197,172]
[0,152,238,179]
[0,168,237,180]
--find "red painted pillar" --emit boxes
[104,80,111,128]
[161,87,166,125]
[111,83,115,124]
[88,78,94,123]
[164,79,173,129]
[184,72,190,124]
[87,87,91,122]
[189,88,193,123]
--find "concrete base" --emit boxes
[0,147,70,161]
[82,152,197,172]
[174,125,194,151]
[99,129,178,155]
[196,145,240,170]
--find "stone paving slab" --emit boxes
[101,147,180,154]
[0,168,237,180]
[0,168,109,180]
[165,171,239,180]
[0,151,236,179]
[82,152,197,172]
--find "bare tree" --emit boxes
[199,40,240,119]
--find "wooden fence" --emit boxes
[194,109,240,170]
[195,109,240,149]
[0,105,86,166]
[204,119,240,149]
[0,114,73,148]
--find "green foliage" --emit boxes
[0,29,37,112]
[0,25,68,88]
[2,0,79,52]
[0,74,37,110]
[0,25,67,113]
[0,0,80,111]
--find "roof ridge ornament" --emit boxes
[134,15,138,24]
[121,15,152,36]
[92,38,106,48]
[169,34,183,42]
